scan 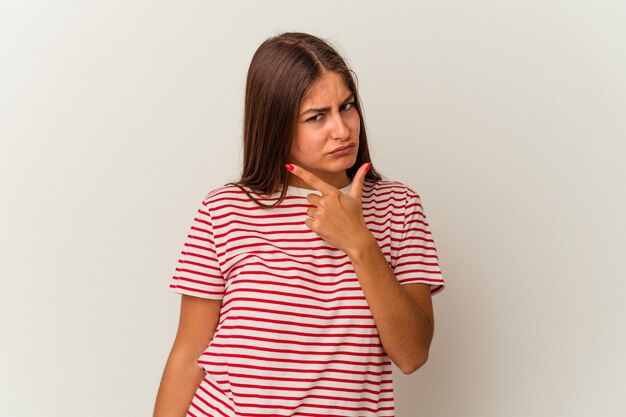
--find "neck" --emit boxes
[287,173,351,190]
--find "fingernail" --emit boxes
[285,163,294,171]
[365,162,371,173]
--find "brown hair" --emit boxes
[225,32,384,208]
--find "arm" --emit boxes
[347,236,434,375]
[282,163,439,375]
[153,295,222,417]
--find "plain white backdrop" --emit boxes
[1,1,625,416]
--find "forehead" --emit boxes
[300,71,351,105]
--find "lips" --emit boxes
[330,143,356,154]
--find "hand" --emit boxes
[285,162,376,255]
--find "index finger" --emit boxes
[285,164,337,195]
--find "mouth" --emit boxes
[329,143,356,154]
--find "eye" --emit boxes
[306,114,324,123]
[341,101,356,111]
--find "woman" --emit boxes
[153,32,445,417]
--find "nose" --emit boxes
[329,109,350,140]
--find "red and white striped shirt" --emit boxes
[169,178,445,416]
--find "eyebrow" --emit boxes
[300,93,355,117]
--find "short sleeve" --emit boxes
[168,196,225,300]
[392,189,445,295]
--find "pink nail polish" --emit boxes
[365,162,371,173]
[285,163,294,171]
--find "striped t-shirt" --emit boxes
[169,178,445,417]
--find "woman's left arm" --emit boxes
[284,162,435,374]
[347,236,434,375]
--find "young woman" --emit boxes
[153,32,445,417]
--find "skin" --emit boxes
[285,71,436,373]
[288,70,360,190]
[153,296,222,417]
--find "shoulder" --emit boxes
[362,178,420,200]
[199,183,249,207]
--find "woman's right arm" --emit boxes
[153,294,222,417]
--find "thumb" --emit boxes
[348,162,370,201]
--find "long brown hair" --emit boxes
[225,32,384,208]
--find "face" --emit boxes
[288,71,360,189]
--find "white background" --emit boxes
[1,1,625,416]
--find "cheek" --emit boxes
[349,114,361,137]
[294,128,324,150]
[291,131,316,157]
